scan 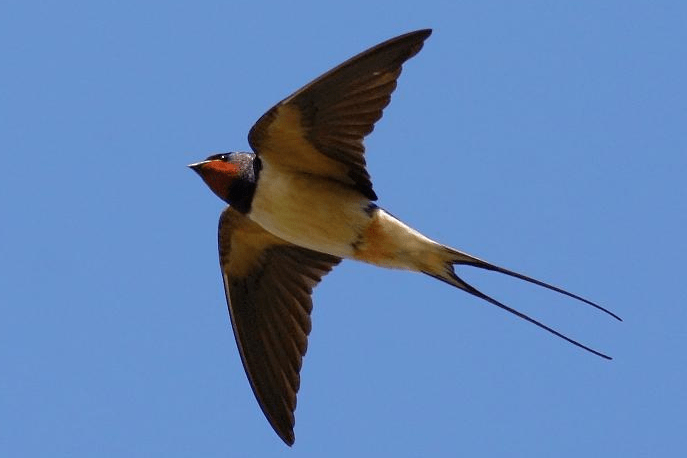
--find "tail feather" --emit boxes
[424,245,620,360]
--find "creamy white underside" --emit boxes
[249,161,443,272]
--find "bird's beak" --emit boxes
[188,160,211,172]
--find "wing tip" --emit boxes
[406,28,433,39]
[278,429,295,446]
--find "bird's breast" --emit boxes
[248,164,371,258]
[248,163,441,271]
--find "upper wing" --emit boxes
[217,207,341,445]
[248,29,432,201]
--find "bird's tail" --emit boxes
[422,244,621,359]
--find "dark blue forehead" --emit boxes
[205,151,255,162]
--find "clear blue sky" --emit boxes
[2,1,686,456]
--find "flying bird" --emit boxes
[189,29,620,446]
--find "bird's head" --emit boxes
[188,152,258,207]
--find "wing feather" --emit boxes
[217,207,341,445]
[248,29,432,200]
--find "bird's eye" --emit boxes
[206,153,230,161]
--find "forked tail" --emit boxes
[424,245,621,360]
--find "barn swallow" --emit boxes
[189,29,620,446]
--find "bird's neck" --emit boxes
[228,157,261,214]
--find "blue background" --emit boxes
[2,1,685,456]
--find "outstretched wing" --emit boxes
[217,207,341,445]
[248,29,432,201]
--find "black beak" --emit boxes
[187,160,210,173]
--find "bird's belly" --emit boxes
[249,168,370,258]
